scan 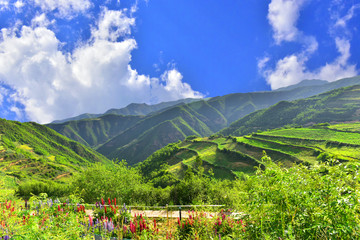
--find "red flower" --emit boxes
[108,198,111,206]
[89,215,93,227]
[104,206,107,214]
[101,198,104,205]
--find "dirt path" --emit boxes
[85,209,243,219]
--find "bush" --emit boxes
[15,181,71,200]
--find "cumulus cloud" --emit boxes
[92,8,135,41]
[259,37,358,89]
[260,0,358,89]
[267,0,307,44]
[0,8,203,123]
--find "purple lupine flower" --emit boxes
[4,236,10,240]
[104,222,108,232]
[47,199,53,207]
[107,221,114,232]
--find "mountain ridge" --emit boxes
[48,76,360,164]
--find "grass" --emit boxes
[328,122,360,132]
[147,123,360,181]
[260,128,360,145]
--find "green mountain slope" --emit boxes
[96,104,215,164]
[49,76,360,165]
[51,98,199,124]
[221,85,360,136]
[47,114,144,148]
[0,119,110,182]
[138,123,360,182]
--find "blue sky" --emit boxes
[0,0,359,123]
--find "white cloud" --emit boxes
[334,3,360,28]
[311,38,357,81]
[161,69,203,99]
[261,0,358,89]
[0,0,9,11]
[260,37,358,89]
[0,9,203,123]
[14,0,24,9]
[257,56,270,70]
[31,13,55,27]
[0,86,5,106]
[92,8,135,41]
[33,0,91,18]
[267,0,306,44]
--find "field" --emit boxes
[145,123,360,180]
[2,122,360,239]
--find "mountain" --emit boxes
[221,84,360,136]
[0,118,110,182]
[274,79,328,92]
[138,123,360,184]
[49,76,360,165]
[51,98,199,124]
[48,114,145,148]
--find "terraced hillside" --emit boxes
[0,119,110,183]
[221,84,360,136]
[49,76,360,164]
[139,123,360,181]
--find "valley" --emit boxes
[48,76,360,164]
[1,77,360,239]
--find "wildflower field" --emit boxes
[2,156,360,239]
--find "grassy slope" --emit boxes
[221,85,360,136]
[47,114,144,148]
[0,119,110,183]
[51,76,360,165]
[51,98,199,124]
[96,105,214,163]
[140,123,360,180]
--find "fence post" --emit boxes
[166,204,169,227]
[179,207,182,221]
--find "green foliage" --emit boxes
[175,211,245,239]
[49,77,360,165]
[71,161,170,205]
[222,85,360,136]
[15,181,71,200]
[237,160,360,239]
[317,152,335,162]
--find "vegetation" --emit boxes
[0,118,111,194]
[221,85,360,136]
[3,154,360,239]
[137,123,360,181]
[2,78,360,239]
[48,76,360,164]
